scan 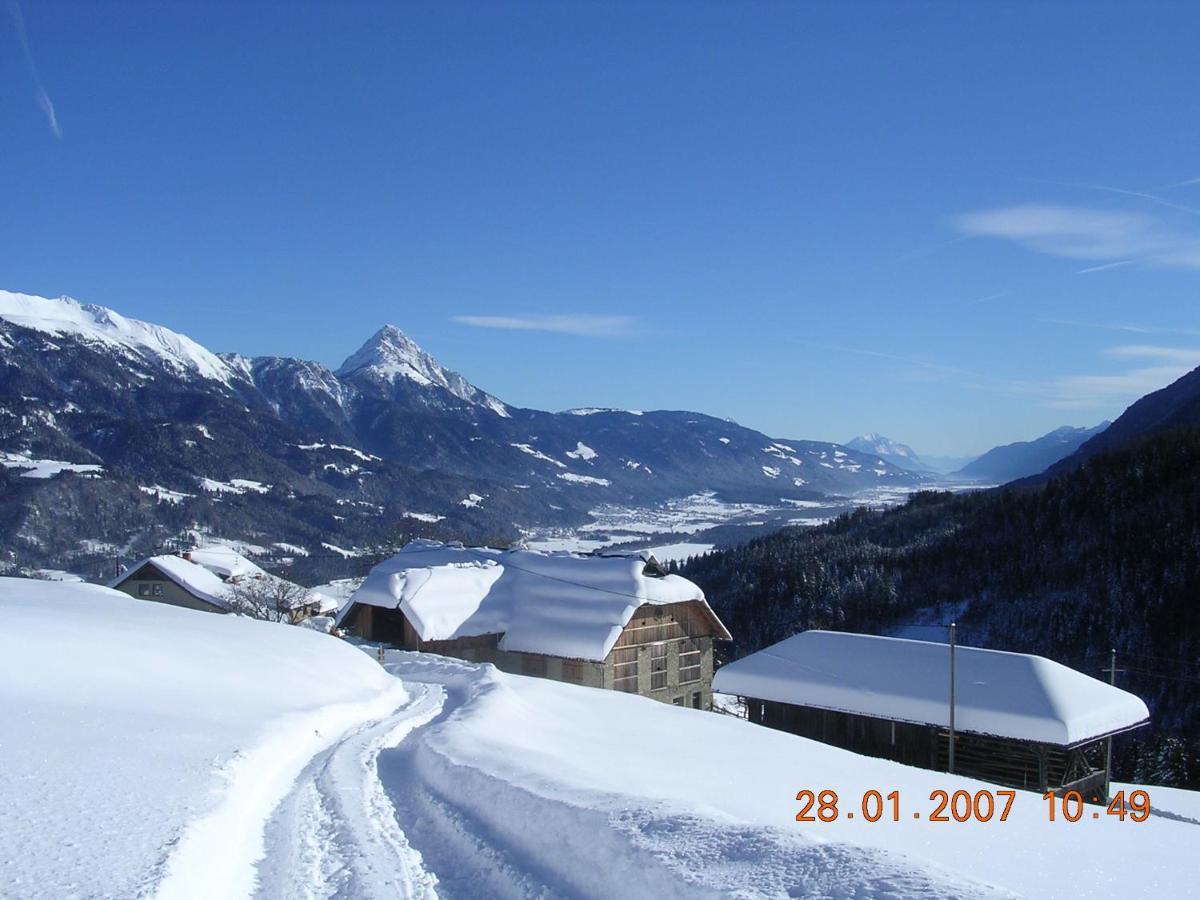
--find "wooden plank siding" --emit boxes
[748,698,1113,800]
[343,599,720,709]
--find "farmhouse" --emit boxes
[336,540,731,708]
[110,548,335,622]
[713,630,1150,799]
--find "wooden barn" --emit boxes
[336,540,731,709]
[713,630,1149,800]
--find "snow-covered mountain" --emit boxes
[0,290,235,384]
[0,290,926,572]
[845,433,927,471]
[336,325,511,418]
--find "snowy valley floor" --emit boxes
[2,582,1196,899]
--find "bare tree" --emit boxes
[225,576,312,623]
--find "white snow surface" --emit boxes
[342,540,726,660]
[379,652,1192,900]
[0,290,235,384]
[565,441,598,461]
[0,578,405,900]
[1,451,103,479]
[714,630,1149,746]
[4,580,1193,899]
[557,472,611,486]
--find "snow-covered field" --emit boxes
[3,579,1194,899]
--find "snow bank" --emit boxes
[0,578,405,900]
[715,630,1149,745]
[345,540,727,660]
[389,652,1194,900]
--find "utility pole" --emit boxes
[948,622,957,775]
[1103,647,1117,800]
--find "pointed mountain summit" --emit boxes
[845,433,926,471]
[336,324,510,417]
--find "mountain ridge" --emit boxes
[0,290,926,574]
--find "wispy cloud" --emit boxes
[1041,318,1200,338]
[6,0,61,139]
[953,203,1200,270]
[800,338,1200,411]
[452,314,637,338]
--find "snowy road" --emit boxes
[253,684,444,900]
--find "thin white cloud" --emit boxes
[452,314,637,338]
[800,337,1200,411]
[1076,259,1140,275]
[1105,345,1200,365]
[1041,318,1200,338]
[953,204,1200,270]
[1024,345,1200,409]
[6,0,61,139]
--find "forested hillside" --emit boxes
[681,427,1200,787]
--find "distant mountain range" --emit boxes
[955,423,1109,483]
[847,424,1111,483]
[0,290,925,573]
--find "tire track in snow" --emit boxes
[152,681,410,900]
[253,684,445,900]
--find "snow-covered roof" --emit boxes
[339,539,730,661]
[185,547,267,580]
[713,630,1149,746]
[111,551,325,613]
[112,555,233,610]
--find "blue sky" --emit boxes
[4,2,1200,456]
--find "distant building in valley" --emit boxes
[714,630,1149,799]
[110,547,335,622]
[336,540,731,709]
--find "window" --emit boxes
[650,643,668,691]
[138,583,151,597]
[672,697,683,706]
[153,584,164,597]
[692,692,702,709]
[612,647,638,692]
[679,638,701,684]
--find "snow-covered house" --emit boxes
[109,548,336,622]
[714,630,1150,799]
[336,540,732,709]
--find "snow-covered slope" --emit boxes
[0,290,235,384]
[0,578,406,900]
[387,652,1193,899]
[337,324,511,417]
[3,579,1193,898]
[846,433,927,471]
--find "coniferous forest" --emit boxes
[680,428,1200,788]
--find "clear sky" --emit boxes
[4,2,1199,456]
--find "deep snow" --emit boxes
[3,579,1195,899]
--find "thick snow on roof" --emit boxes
[186,546,267,579]
[342,539,728,660]
[113,555,234,609]
[112,551,323,612]
[0,290,234,384]
[713,630,1149,746]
